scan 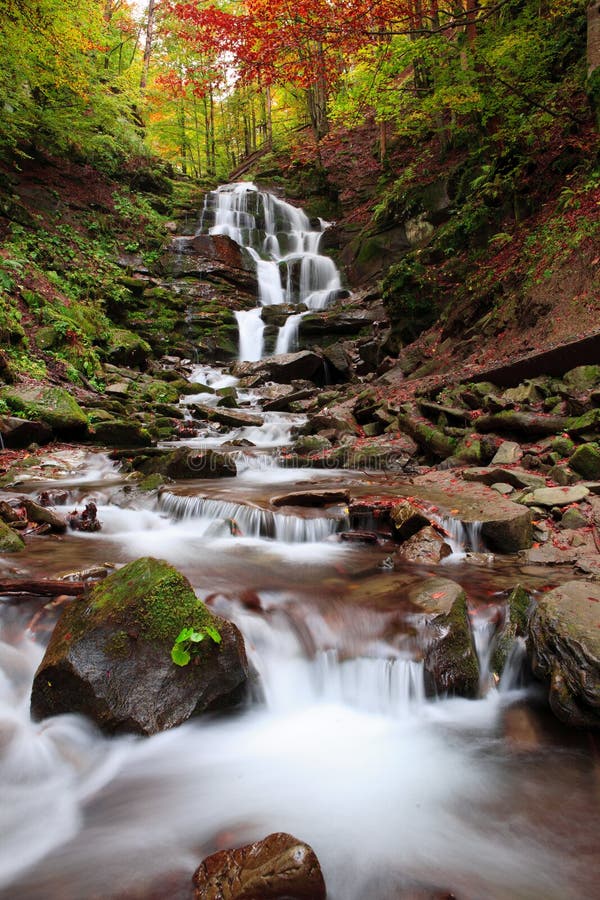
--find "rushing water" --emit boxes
[1,410,599,899]
[200,183,342,360]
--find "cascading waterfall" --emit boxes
[199,182,342,360]
[158,491,347,542]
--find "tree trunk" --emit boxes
[140,0,156,93]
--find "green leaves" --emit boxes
[170,623,222,666]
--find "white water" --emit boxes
[199,183,342,360]
[235,308,265,362]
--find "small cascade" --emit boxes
[471,610,498,696]
[431,513,484,560]
[235,308,265,361]
[315,650,425,716]
[158,491,347,542]
[198,183,343,360]
[275,312,305,355]
[499,636,528,693]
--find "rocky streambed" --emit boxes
[1,349,600,899]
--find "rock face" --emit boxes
[141,447,237,479]
[31,557,249,734]
[527,581,600,729]
[0,416,53,448]
[192,832,327,900]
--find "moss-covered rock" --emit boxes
[569,442,600,479]
[492,585,531,678]
[89,418,153,448]
[0,385,88,437]
[30,557,249,734]
[103,328,152,369]
[422,591,479,698]
[0,519,25,552]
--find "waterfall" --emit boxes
[158,491,347,543]
[275,312,305,355]
[235,308,264,362]
[198,183,343,361]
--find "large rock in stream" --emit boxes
[192,832,327,900]
[527,581,600,729]
[31,558,249,734]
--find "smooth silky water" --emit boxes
[1,446,599,900]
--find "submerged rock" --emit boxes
[31,557,249,734]
[192,832,327,900]
[527,581,600,729]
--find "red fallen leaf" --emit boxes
[430,591,446,599]
[588,596,599,603]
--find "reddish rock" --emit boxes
[192,832,327,900]
[394,526,452,564]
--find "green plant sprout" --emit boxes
[170,624,222,666]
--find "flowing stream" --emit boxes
[200,182,342,360]
[1,186,599,897]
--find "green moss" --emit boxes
[103,630,130,659]
[90,558,216,646]
[1,385,88,433]
[569,442,600,479]
[0,519,25,552]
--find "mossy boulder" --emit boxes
[30,557,249,735]
[103,329,152,369]
[569,442,600,479]
[0,519,25,553]
[1,385,88,438]
[89,418,153,448]
[139,447,237,479]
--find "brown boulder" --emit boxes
[192,832,326,900]
[527,580,600,728]
[394,526,452,565]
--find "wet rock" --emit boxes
[527,581,600,729]
[103,329,152,369]
[522,485,590,507]
[394,526,452,565]
[232,351,326,385]
[492,585,531,677]
[192,832,326,900]
[31,557,249,734]
[0,386,88,438]
[67,501,102,533]
[271,488,350,507]
[570,442,600,479]
[491,441,523,465]
[192,403,264,429]
[0,416,53,448]
[20,497,67,533]
[390,500,431,540]
[414,473,533,552]
[0,519,25,552]
[291,435,332,456]
[418,586,479,698]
